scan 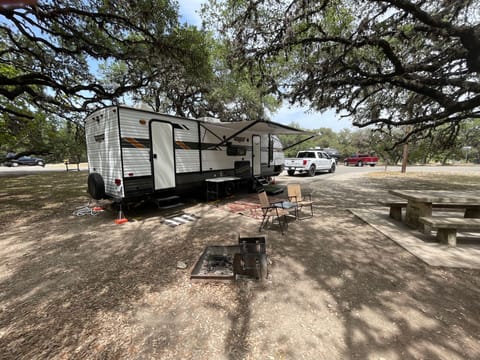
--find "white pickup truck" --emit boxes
[284,150,336,176]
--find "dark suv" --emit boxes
[5,156,46,167]
[315,148,340,163]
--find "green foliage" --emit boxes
[0,0,203,121]
[99,24,279,121]
[0,111,86,163]
[3,0,479,161]
[280,124,372,158]
[205,0,480,142]
[366,119,480,165]
[52,122,86,163]
[279,119,480,165]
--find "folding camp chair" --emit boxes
[257,188,292,234]
[287,183,313,219]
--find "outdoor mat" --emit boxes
[161,212,200,227]
[224,200,261,218]
[216,193,262,219]
[219,190,293,218]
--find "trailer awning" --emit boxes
[200,119,316,148]
[200,119,314,136]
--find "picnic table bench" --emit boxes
[382,201,470,221]
[419,217,480,247]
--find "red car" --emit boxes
[343,154,378,167]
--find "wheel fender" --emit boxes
[88,173,106,200]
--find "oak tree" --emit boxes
[0,0,198,122]
[205,0,480,141]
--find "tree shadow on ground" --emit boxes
[0,171,479,359]
[271,210,480,359]
[261,174,480,359]
[0,172,264,358]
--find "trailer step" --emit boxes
[254,176,269,186]
[155,195,183,209]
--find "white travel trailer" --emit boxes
[84,106,311,203]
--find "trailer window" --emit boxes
[227,143,247,156]
[94,134,105,142]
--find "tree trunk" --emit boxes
[401,143,408,173]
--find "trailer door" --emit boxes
[252,135,261,176]
[151,121,175,190]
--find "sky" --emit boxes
[177,0,353,132]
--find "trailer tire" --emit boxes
[88,173,105,200]
[224,182,235,196]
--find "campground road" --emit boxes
[277,164,480,184]
[0,162,479,179]
[0,163,88,177]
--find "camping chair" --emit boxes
[257,188,292,234]
[287,183,313,219]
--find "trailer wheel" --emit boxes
[88,173,105,200]
[224,182,235,196]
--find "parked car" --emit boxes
[314,147,340,163]
[343,154,379,167]
[5,156,46,167]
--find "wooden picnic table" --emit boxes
[388,190,480,232]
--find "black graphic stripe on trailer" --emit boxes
[121,137,151,149]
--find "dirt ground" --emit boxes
[0,169,479,360]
